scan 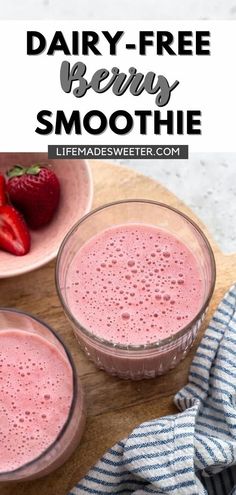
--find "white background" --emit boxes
[1,0,236,20]
[0,20,234,152]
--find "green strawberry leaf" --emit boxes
[7,164,42,178]
[7,165,25,178]
[26,164,41,175]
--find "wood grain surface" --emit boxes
[0,161,236,495]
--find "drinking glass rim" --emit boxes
[56,199,216,352]
[0,307,79,478]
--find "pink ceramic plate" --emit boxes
[0,154,93,278]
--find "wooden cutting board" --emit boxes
[1,161,236,495]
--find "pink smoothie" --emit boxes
[66,224,204,346]
[0,330,73,473]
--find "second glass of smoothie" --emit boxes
[56,200,216,379]
[0,309,85,482]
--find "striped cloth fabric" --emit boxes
[71,284,236,495]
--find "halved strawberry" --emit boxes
[0,205,30,256]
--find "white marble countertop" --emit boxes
[0,1,235,254]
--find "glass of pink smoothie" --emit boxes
[56,200,216,380]
[0,309,85,481]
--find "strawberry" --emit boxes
[0,176,30,256]
[6,164,60,230]
[0,205,31,256]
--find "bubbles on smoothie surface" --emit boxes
[67,224,204,345]
[0,331,73,473]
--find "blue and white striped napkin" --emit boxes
[71,284,236,495]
